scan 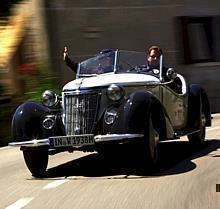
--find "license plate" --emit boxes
[49,134,94,148]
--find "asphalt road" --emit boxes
[1,115,220,209]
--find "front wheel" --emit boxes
[22,146,49,177]
[141,115,160,169]
[188,113,206,147]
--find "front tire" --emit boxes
[141,115,160,169]
[22,146,49,177]
[188,113,206,147]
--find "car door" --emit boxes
[161,84,187,130]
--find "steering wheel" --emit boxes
[151,68,160,75]
[139,66,160,75]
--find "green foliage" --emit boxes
[0,98,12,147]
[24,62,60,102]
[0,62,61,147]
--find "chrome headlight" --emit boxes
[104,109,117,125]
[107,84,124,101]
[43,115,55,130]
[42,90,57,107]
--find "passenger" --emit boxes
[63,46,78,73]
[63,47,114,73]
[97,54,114,73]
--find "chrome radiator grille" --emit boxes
[64,91,99,135]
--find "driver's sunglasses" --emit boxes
[149,55,160,59]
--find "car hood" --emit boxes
[63,73,160,91]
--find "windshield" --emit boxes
[116,51,146,73]
[78,50,162,77]
[78,51,115,76]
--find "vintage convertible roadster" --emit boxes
[9,50,211,177]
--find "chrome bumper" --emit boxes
[94,134,144,142]
[9,139,50,147]
[8,134,144,147]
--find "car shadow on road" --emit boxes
[44,139,220,179]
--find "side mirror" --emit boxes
[166,68,177,80]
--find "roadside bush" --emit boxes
[0,97,12,147]
[24,62,60,102]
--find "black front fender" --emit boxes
[104,90,168,139]
[125,90,168,138]
[12,102,64,142]
[188,84,211,129]
[124,90,152,132]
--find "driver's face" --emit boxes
[147,49,161,68]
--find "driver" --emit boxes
[146,45,182,94]
[147,45,163,70]
[135,46,165,74]
[145,45,171,79]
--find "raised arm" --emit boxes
[63,46,78,73]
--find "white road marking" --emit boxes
[43,179,69,190]
[5,197,34,209]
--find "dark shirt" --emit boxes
[64,55,78,73]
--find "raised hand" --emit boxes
[63,46,68,60]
